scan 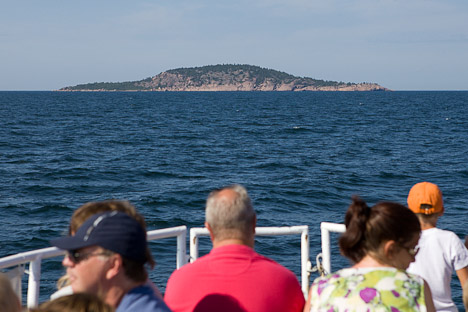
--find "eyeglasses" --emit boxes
[67,250,110,263]
[407,246,420,257]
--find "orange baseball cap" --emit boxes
[407,182,444,214]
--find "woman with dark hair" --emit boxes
[304,196,435,312]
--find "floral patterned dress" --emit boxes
[308,267,427,312]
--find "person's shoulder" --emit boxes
[251,252,304,301]
[118,285,171,312]
[434,228,466,244]
[50,284,73,300]
[424,227,460,240]
[401,270,425,283]
[167,253,213,285]
[432,227,456,235]
[253,251,296,272]
[175,251,215,271]
[167,262,199,282]
[311,269,349,288]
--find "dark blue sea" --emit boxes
[1,91,467,308]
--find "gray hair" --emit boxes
[205,184,256,241]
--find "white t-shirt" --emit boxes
[407,227,468,312]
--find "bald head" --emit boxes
[205,184,256,244]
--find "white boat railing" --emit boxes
[190,225,310,298]
[1,224,334,307]
[0,226,188,309]
[320,222,346,274]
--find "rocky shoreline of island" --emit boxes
[58,64,390,92]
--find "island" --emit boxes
[58,64,390,92]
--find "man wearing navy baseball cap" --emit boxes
[51,209,172,312]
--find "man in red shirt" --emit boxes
[164,184,305,312]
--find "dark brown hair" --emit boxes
[339,196,421,263]
[121,256,148,283]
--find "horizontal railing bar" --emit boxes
[0,226,188,270]
[0,247,64,270]
[0,226,189,309]
[320,222,346,233]
[147,226,187,240]
[190,225,309,237]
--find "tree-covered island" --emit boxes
[58,64,389,91]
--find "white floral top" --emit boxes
[308,267,427,312]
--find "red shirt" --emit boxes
[164,244,305,312]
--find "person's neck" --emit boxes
[104,279,144,308]
[352,254,392,269]
[420,223,436,230]
[212,238,253,249]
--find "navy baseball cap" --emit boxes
[51,211,148,263]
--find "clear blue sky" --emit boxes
[1,0,467,90]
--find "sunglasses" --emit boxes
[407,246,420,257]
[67,250,110,263]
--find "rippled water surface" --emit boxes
[1,91,467,307]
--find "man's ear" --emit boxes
[252,215,257,234]
[106,254,123,280]
[205,222,215,242]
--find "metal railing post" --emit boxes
[27,259,41,308]
[301,228,310,298]
[190,228,208,262]
[320,225,331,275]
[320,222,346,274]
[176,230,187,268]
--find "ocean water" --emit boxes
[0,91,467,308]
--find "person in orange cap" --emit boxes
[406,182,468,312]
